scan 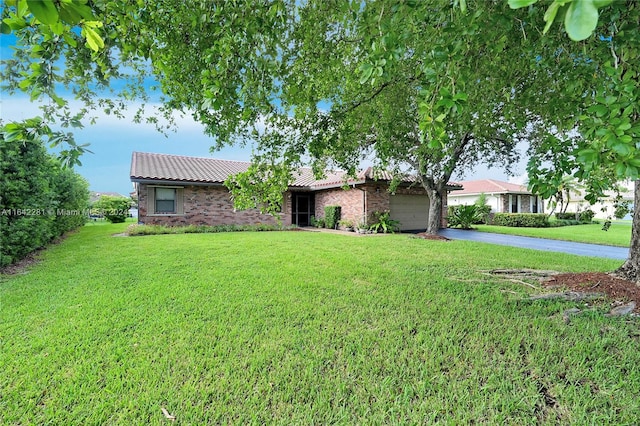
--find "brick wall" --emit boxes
[314,187,365,224]
[365,184,390,222]
[313,184,395,225]
[313,183,441,227]
[137,182,450,229]
[501,195,510,213]
[137,183,289,226]
[520,194,532,213]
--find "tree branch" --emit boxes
[441,132,471,186]
[339,81,392,115]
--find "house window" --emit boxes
[531,196,539,213]
[155,188,176,213]
[510,194,520,213]
[148,186,184,215]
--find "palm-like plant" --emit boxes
[448,205,482,229]
[368,211,400,234]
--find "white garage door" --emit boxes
[389,195,430,231]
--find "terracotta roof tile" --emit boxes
[130,152,250,183]
[130,152,461,190]
[455,179,530,195]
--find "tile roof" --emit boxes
[130,152,461,190]
[455,179,531,195]
[130,152,250,184]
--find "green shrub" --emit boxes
[338,219,354,230]
[555,212,578,220]
[126,223,287,236]
[368,211,400,233]
[492,213,549,228]
[448,205,482,229]
[552,219,581,227]
[50,166,90,235]
[579,209,595,222]
[93,196,132,223]
[1,134,89,267]
[554,210,594,225]
[310,216,325,228]
[324,205,341,229]
[473,193,492,224]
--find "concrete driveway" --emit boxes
[438,228,629,260]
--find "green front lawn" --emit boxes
[474,222,632,247]
[1,224,639,424]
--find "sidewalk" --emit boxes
[438,228,629,260]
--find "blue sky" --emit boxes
[1,95,255,196]
[1,34,525,196]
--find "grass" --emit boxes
[474,222,632,247]
[2,224,640,424]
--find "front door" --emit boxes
[293,193,314,226]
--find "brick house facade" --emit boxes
[131,152,460,231]
[138,184,285,227]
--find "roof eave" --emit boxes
[130,178,226,186]
[309,179,366,190]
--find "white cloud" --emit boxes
[2,94,255,195]
[508,174,529,185]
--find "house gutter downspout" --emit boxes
[355,185,367,226]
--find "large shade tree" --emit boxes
[510,0,640,281]
[4,0,639,270]
[2,0,560,234]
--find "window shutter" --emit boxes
[176,188,184,215]
[147,186,155,214]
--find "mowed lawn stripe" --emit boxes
[1,223,639,424]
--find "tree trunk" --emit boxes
[425,186,443,235]
[615,179,640,282]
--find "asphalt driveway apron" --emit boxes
[438,228,629,260]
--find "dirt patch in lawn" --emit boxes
[413,233,451,241]
[544,272,640,313]
[0,251,43,276]
[0,232,77,276]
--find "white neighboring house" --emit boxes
[448,179,544,214]
[561,183,634,220]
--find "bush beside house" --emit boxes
[324,205,341,229]
[1,136,89,267]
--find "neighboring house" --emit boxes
[562,187,634,220]
[130,152,462,231]
[448,179,544,214]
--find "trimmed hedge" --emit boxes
[1,136,89,267]
[127,223,287,236]
[492,213,549,228]
[324,205,341,229]
[554,219,581,227]
[555,212,578,220]
[555,210,595,224]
